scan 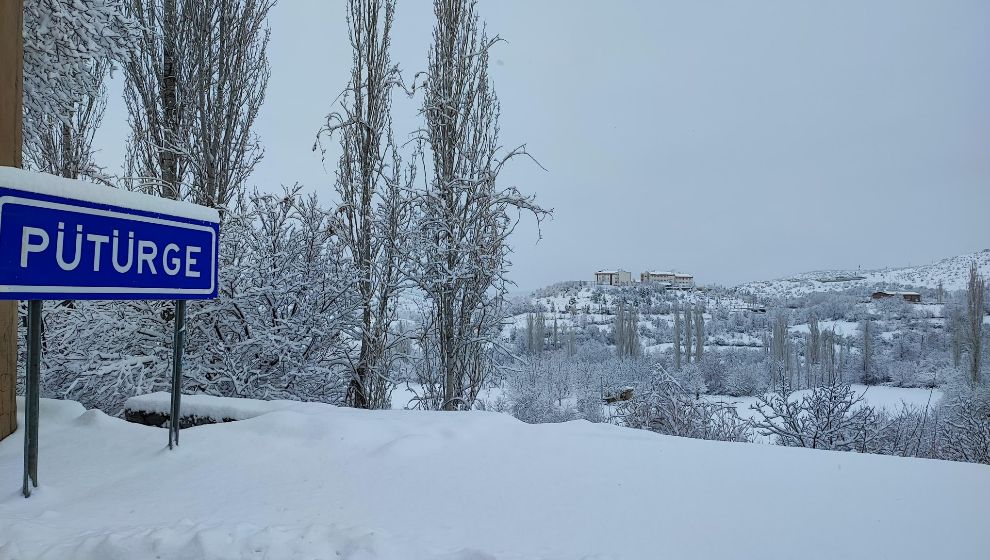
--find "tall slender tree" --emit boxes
[966,263,985,384]
[23,60,110,181]
[317,0,410,409]
[187,0,273,209]
[860,318,880,384]
[124,0,195,199]
[684,305,693,364]
[126,0,271,205]
[411,0,549,410]
[694,304,704,363]
[23,0,137,171]
[771,313,788,391]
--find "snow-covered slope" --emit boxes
[738,249,990,300]
[1,398,987,559]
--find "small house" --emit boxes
[871,291,921,303]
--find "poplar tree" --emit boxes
[694,305,704,363]
[684,305,693,364]
[410,0,549,410]
[317,0,409,408]
[966,263,985,384]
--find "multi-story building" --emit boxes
[673,273,695,289]
[640,271,676,284]
[595,269,632,286]
[641,270,695,289]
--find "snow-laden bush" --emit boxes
[751,384,880,451]
[503,355,578,424]
[724,355,772,397]
[35,187,358,415]
[622,368,750,442]
[33,300,174,414]
[938,386,990,464]
[184,188,358,403]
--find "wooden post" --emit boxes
[0,0,24,443]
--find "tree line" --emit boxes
[20,0,547,413]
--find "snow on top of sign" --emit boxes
[0,166,219,224]
[125,392,328,421]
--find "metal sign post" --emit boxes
[169,300,186,449]
[22,300,40,497]
[0,166,219,496]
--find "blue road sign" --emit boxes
[0,167,219,300]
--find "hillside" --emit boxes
[1,398,987,559]
[736,249,990,300]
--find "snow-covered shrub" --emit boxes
[672,364,706,399]
[622,368,750,442]
[697,353,728,395]
[751,384,880,451]
[938,386,990,465]
[725,355,772,397]
[34,300,174,415]
[36,187,358,415]
[503,353,595,424]
[185,188,358,403]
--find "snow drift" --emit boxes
[0,397,987,559]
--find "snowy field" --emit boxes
[737,249,990,299]
[1,398,988,559]
[713,384,944,423]
[705,384,944,444]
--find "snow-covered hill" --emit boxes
[737,249,990,300]
[1,397,987,559]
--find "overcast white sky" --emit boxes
[94,0,990,290]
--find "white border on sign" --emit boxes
[0,166,219,224]
[0,196,217,296]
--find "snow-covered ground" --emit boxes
[1,397,987,560]
[711,384,943,426]
[737,249,990,299]
[789,319,860,337]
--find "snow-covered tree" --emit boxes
[770,313,788,391]
[860,317,884,385]
[752,384,880,451]
[820,328,838,385]
[22,1,138,180]
[694,304,704,362]
[125,0,272,203]
[409,0,549,410]
[966,262,985,384]
[613,299,639,359]
[37,187,359,413]
[23,0,137,158]
[807,313,821,368]
[684,304,693,364]
[315,0,411,409]
[23,59,109,181]
[187,187,358,402]
[124,0,194,198]
[624,367,748,442]
[186,0,273,209]
[672,303,681,370]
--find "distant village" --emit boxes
[594,269,695,289]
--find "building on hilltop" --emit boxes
[872,291,921,303]
[640,270,695,289]
[595,269,632,286]
[641,271,676,285]
[673,273,695,289]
